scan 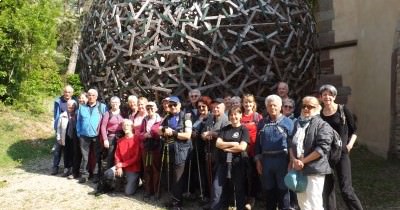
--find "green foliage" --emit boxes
[0,0,62,110]
[14,57,63,114]
[66,73,84,96]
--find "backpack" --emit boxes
[329,128,342,166]
[328,104,346,166]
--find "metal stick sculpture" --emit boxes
[78,0,319,103]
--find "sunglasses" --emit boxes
[168,103,178,108]
[283,105,293,109]
[302,104,316,110]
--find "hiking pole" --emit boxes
[183,155,192,198]
[156,142,167,199]
[206,139,213,196]
[194,139,204,200]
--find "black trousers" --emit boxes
[323,153,363,210]
[72,135,82,177]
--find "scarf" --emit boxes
[293,116,311,158]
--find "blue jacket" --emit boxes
[76,102,107,138]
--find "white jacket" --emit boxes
[56,111,69,146]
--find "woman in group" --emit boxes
[104,119,142,195]
[133,97,148,134]
[139,101,162,199]
[100,96,124,170]
[282,98,296,120]
[319,84,363,210]
[240,94,262,209]
[289,96,333,210]
[209,106,249,210]
[191,96,213,200]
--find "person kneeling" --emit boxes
[102,119,142,196]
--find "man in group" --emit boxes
[277,82,290,100]
[160,96,193,210]
[76,88,107,183]
[52,85,76,175]
[201,98,230,205]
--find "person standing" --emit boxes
[319,84,363,210]
[160,96,193,210]
[240,93,262,209]
[201,98,230,203]
[255,95,293,210]
[76,88,107,183]
[53,100,78,177]
[289,96,333,210]
[209,106,249,210]
[139,102,163,199]
[52,85,76,175]
[100,96,124,170]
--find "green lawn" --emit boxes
[0,106,54,168]
[349,145,400,209]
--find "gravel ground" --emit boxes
[0,157,205,210]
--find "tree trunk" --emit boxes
[66,37,80,75]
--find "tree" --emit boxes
[0,0,63,112]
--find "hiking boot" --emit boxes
[164,199,182,209]
[78,177,87,183]
[92,175,100,183]
[61,168,72,177]
[50,167,59,175]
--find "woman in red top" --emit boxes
[240,94,263,209]
[104,119,142,195]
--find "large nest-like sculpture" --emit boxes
[78,0,318,102]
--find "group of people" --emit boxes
[51,82,363,210]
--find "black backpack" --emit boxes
[328,105,345,166]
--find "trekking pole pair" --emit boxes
[156,136,173,199]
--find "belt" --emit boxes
[262,149,288,156]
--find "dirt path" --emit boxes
[0,157,184,210]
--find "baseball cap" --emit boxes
[168,96,181,103]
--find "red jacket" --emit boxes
[115,135,142,173]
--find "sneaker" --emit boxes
[78,177,87,183]
[50,167,59,175]
[61,168,72,177]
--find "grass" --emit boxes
[349,145,400,209]
[0,103,54,168]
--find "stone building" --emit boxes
[315,0,400,158]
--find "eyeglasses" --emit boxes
[302,104,316,110]
[146,107,154,111]
[168,103,178,108]
[283,105,293,109]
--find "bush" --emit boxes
[66,73,84,96]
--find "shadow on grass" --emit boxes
[6,137,54,174]
[341,145,400,210]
